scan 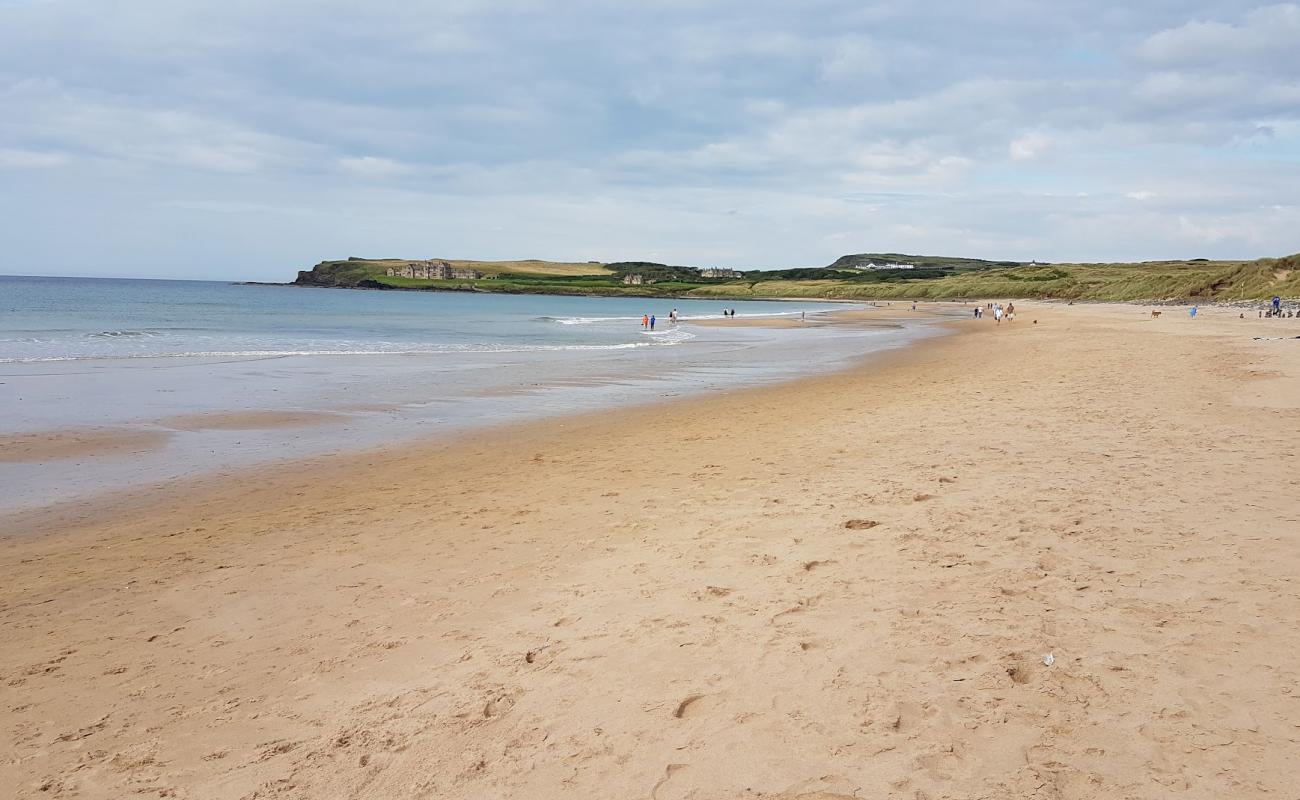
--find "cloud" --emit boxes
[1009,132,1051,160]
[2,79,324,174]
[1137,4,1300,70]
[818,35,884,81]
[0,147,67,168]
[1,0,1299,279]
[338,156,416,179]
[1132,71,1300,118]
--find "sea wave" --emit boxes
[538,315,641,325]
[0,334,698,364]
[87,329,168,338]
[545,309,821,325]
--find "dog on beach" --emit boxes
[1151,310,1162,319]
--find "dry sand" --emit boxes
[2,303,1299,799]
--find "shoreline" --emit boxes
[0,306,955,536]
[0,304,945,521]
[3,302,1299,798]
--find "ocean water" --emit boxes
[0,276,947,512]
[1,276,715,362]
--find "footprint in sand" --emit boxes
[54,715,109,743]
[1005,663,1034,685]
[650,763,689,800]
[842,519,879,530]
[255,739,300,761]
[673,694,705,719]
[483,694,516,718]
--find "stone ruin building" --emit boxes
[385,261,482,280]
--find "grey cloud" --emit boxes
[1137,3,1300,69]
[0,147,68,169]
[1,0,1297,279]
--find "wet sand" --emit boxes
[2,303,1299,799]
[0,429,174,464]
[693,307,918,329]
[160,410,349,432]
[0,411,348,473]
[1,305,934,515]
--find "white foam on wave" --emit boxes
[87,329,166,338]
[638,327,695,343]
[0,333,698,364]
[547,315,642,325]
[548,308,828,325]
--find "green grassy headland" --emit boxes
[292,253,1300,302]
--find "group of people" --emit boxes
[641,308,683,331]
[640,307,745,330]
[1263,296,1295,318]
[973,301,1015,324]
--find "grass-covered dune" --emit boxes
[690,255,1300,302]
[293,253,1300,302]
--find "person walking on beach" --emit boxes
[994,306,1003,324]
[650,314,656,330]
[670,308,678,324]
[642,314,649,329]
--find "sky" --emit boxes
[1,1,1298,280]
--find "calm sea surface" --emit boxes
[1,276,948,512]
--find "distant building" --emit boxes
[622,274,658,285]
[385,260,481,280]
[699,267,742,279]
[855,262,914,270]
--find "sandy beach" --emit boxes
[3,303,1299,799]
